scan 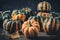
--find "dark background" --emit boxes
[0,0,60,12]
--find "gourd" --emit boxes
[3,19,21,34]
[43,16,60,35]
[22,20,39,38]
[11,9,26,21]
[28,16,44,32]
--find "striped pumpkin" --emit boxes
[43,17,60,35]
[37,12,52,21]
[20,7,32,20]
[28,16,44,32]
[3,19,21,34]
[22,20,39,38]
[11,9,27,21]
[37,1,51,12]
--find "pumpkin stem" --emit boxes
[28,20,32,27]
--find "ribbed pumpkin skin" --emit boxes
[43,17,60,35]
[3,19,21,34]
[28,16,44,32]
[37,12,52,20]
[22,20,39,38]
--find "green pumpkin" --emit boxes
[3,10,11,20]
[3,19,21,34]
[43,17,60,35]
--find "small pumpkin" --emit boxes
[20,7,32,20]
[3,19,21,34]
[11,10,26,21]
[22,20,39,38]
[28,16,44,32]
[43,17,60,35]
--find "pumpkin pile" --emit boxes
[0,1,60,39]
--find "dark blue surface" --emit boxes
[0,0,60,12]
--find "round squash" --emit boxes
[37,1,51,12]
[22,20,39,38]
[3,19,21,34]
[11,9,26,21]
[28,16,44,32]
[43,17,60,35]
[20,7,32,20]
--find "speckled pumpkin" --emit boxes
[3,19,21,34]
[43,17,60,35]
[22,20,39,38]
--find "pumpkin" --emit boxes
[3,19,21,34]
[43,17,60,35]
[3,10,11,20]
[37,12,52,20]
[37,1,51,12]
[22,20,39,38]
[20,7,32,20]
[56,16,60,35]
[11,9,26,21]
[28,16,44,32]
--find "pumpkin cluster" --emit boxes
[0,1,60,39]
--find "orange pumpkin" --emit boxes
[22,20,39,38]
